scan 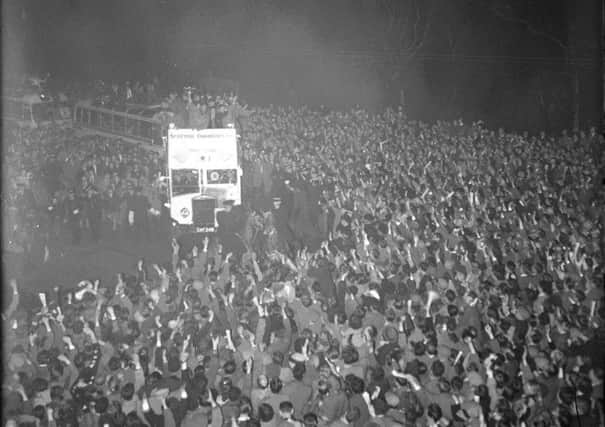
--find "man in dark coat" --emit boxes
[271,196,297,256]
[216,200,246,260]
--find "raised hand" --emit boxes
[371,386,381,400]
[211,334,220,351]
[82,321,94,336]
[57,354,71,365]
[152,263,162,276]
[52,305,64,323]
[62,336,75,350]
[484,324,494,339]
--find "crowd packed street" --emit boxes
[3,124,166,274]
[2,98,604,427]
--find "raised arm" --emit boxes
[4,279,20,320]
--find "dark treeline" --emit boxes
[3,0,602,133]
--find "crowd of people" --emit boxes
[84,76,248,133]
[3,97,605,427]
[87,78,162,107]
[162,90,249,131]
[3,124,166,273]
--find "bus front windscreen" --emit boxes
[171,169,200,196]
[207,169,237,184]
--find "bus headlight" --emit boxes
[180,207,190,218]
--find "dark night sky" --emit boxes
[2,0,602,130]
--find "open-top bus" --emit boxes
[166,126,242,234]
[73,101,245,238]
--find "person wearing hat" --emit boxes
[381,392,409,424]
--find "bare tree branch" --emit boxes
[488,3,567,52]
[372,0,437,58]
[400,0,419,51]
[405,0,436,57]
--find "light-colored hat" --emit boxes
[385,391,400,407]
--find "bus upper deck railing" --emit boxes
[73,102,164,146]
